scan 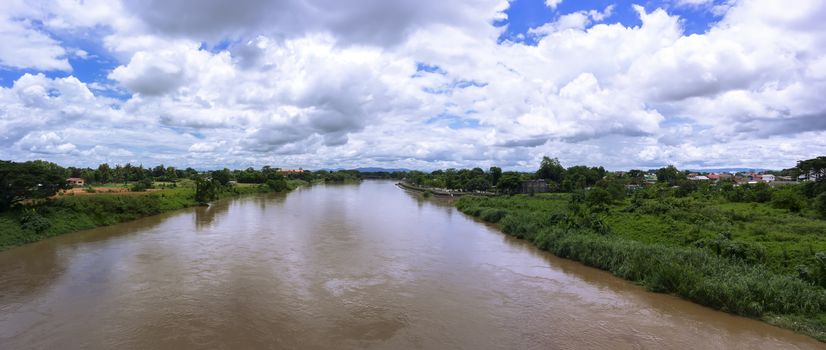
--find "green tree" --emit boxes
[497,172,522,194]
[585,187,613,208]
[211,168,232,186]
[656,165,683,185]
[0,160,68,211]
[265,174,288,192]
[537,156,565,183]
[194,177,219,204]
[97,163,112,183]
[464,177,491,192]
[489,166,502,186]
[771,187,804,212]
[627,169,645,185]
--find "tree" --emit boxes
[564,165,603,189]
[0,160,68,211]
[211,168,232,186]
[595,177,626,201]
[464,177,491,192]
[656,165,683,185]
[627,169,645,185]
[489,166,502,186]
[497,172,522,194]
[771,187,803,212]
[585,187,613,208]
[537,156,565,183]
[97,163,112,183]
[194,177,219,204]
[265,174,288,192]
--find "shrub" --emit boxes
[772,187,804,212]
[19,208,51,233]
[479,208,508,223]
[815,193,826,219]
[130,178,153,192]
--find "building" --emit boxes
[688,175,710,181]
[762,174,776,182]
[67,177,85,187]
[520,179,549,194]
[276,168,306,174]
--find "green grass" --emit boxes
[0,181,292,251]
[456,193,826,342]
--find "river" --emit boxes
[0,181,823,349]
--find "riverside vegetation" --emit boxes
[455,156,826,341]
[0,160,369,250]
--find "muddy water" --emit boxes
[0,181,823,350]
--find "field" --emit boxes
[456,191,826,341]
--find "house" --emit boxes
[761,174,776,182]
[689,175,710,181]
[520,179,549,194]
[747,173,763,182]
[643,174,657,183]
[276,168,306,174]
[67,177,85,187]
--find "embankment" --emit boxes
[455,194,826,342]
[0,183,295,251]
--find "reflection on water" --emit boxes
[0,181,824,349]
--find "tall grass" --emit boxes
[0,182,293,250]
[457,195,826,341]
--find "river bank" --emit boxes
[2,180,823,349]
[0,180,302,251]
[456,193,826,342]
[396,181,496,197]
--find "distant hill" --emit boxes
[353,167,410,173]
[686,168,771,173]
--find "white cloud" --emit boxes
[16,131,76,154]
[529,5,615,35]
[545,0,563,10]
[0,16,70,71]
[2,0,826,171]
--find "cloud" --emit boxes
[2,0,826,171]
[15,132,76,154]
[0,15,70,71]
[545,0,563,9]
[529,5,615,35]
[120,0,505,47]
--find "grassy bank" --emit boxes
[456,193,826,341]
[0,180,301,251]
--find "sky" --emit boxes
[1,0,825,171]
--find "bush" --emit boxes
[18,208,51,233]
[772,187,804,212]
[130,178,153,192]
[585,187,612,208]
[815,193,826,219]
[479,208,508,223]
[265,177,288,192]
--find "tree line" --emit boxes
[0,160,371,210]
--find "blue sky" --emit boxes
[1,0,825,171]
[499,0,726,44]
[2,1,726,96]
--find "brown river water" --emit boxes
[1,181,824,349]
